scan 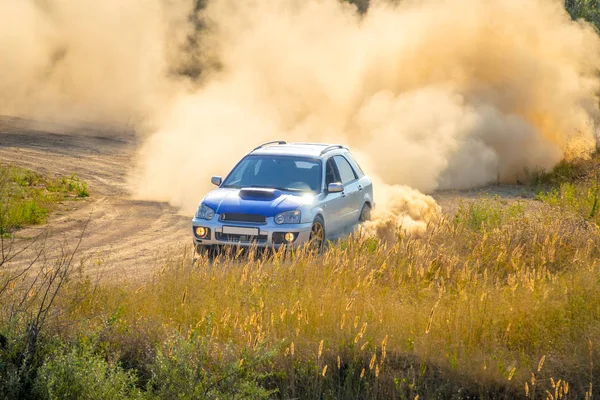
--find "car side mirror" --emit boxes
[327,182,343,193]
[211,176,222,186]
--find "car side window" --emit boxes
[345,152,364,177]
[325,158,340,186]
[333,156,357,185]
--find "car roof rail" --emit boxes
[320,144,347,155]
[253,140,287,150]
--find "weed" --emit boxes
[525,159,585,186]
[63,174,89,198]
[52,200,598,398]
[3,164,600,398]
[537,180,600,223]
[0,165,90,233]
[33,341,143,400]
[148,334,276,399]
[454,197,525,231]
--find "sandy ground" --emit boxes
[0,116,537,279]
[0,116,190,280]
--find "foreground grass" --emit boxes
[3,160,600,399]
[0,164,88,235]
[36,197,597,399]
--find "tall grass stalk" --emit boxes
[58,199,600,398]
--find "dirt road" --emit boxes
[0,116,536,278]
[0,117,190,279]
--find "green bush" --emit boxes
[537,180,600,222]
[566,0,600,32]
[0,330,26,400]
[33,342,143,400]
[0,165,89,234]
[148,333,275,399]
[62,174,89,198]
[454,197,525,231]
[525,159,586,186]
[10,200,48,227]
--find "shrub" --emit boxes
[33,341,143,400]
[0,165,90,233]
[454,197,525,231]
[63,174,89,198]
[537,178,600,222]
[147,332,276,399]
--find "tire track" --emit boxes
[0,116,191,279]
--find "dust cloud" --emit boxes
[2,0,600,237]
[361,181,441,239]
[0,0,189,126]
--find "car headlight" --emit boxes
[195,204,215,220]
[274,210,301,224]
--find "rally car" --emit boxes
[192,141,373,252]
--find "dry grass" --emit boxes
[57,194,600,398]
[3,159,600,398]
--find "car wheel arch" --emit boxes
[359,202,372,222]
[308,205,325,223]
[314,212,325,225]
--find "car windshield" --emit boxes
[222,155,322,193]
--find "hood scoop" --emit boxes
[239,188,282,199]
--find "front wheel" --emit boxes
[309,216,325,252]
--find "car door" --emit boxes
[332,155,362,228]
[344,151,373,205]
[321,158,349,237]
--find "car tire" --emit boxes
[309,216,325,252]
[359,203,372,222]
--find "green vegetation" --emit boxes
[345,0,600,32]
[0,165,89,235]
[455,197,525,231]
[343,0,600,30]
[33,342,143,400]
[537,181,600,221]
[532,155,600,224]
[565,0,600,32]
[63,173,89,199]
[525,159,588,187]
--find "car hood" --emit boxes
[202,188,313,217]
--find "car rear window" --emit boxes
[333,156,358,185]
[344,152,365,177]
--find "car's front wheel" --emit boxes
[309,216,325,252]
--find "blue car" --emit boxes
[192,141,374,252]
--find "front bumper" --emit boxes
[191,216,312,249]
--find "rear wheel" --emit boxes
[359,203,372,222]
[309,216,325,252]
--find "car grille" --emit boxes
[215,232,268,244]
[220,213,267,224]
